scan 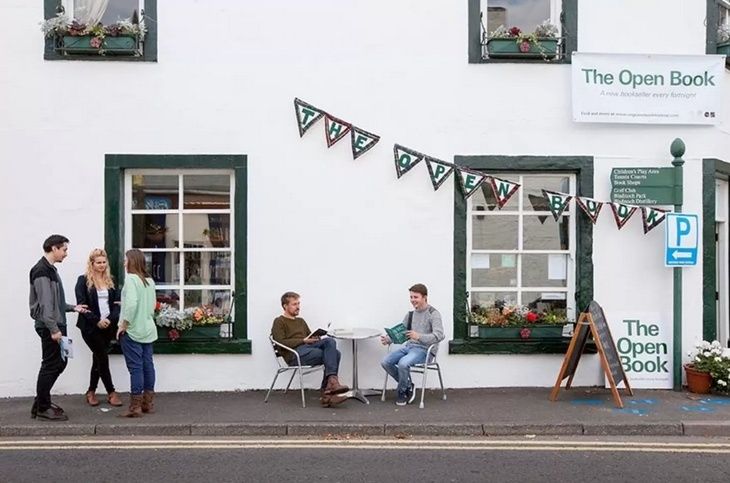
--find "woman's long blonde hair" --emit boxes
[85,248,115,289]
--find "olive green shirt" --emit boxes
[120,274,158,344]
[271,316,311,364]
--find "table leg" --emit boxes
[340,338,381,404]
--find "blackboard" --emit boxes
[586,301,625,387]
[561,317,590,385]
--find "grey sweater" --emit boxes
[401,305,444,353]
[29,257,74,333]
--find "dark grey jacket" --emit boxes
[29,257,74,333]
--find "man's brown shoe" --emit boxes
[324,375,349,395]
[325,393,347,407]
[107,392,123,407]
[85,391,100,407]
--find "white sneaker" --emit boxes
[407,383,417,404]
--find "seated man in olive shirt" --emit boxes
[271,291,349,407]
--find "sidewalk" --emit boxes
[2,388,730,437]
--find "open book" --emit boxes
[306,322,332,339]
[384,323,408,345]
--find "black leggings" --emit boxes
[81,328,115,394]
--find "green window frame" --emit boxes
[105,154,249,354]
[450,155,594,354]
[43,0,157,62]
[468,0,578,64]
[707,0,730,66]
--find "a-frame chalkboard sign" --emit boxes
[550,301,633,408]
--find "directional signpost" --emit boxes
[665,213,698,267]
[611,167,677,205]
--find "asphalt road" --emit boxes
[1,436,729,482]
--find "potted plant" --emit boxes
[485,20,559,60]
[41,11,146,55]
[203,228,227,248]
[145,224,168,245]
[154,303,224,341]
[718,24,730,57]
[685,340,730,394]
[469,301,569,339]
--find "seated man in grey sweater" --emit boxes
[380,283,444,406]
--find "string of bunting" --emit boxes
[294,98,669,234]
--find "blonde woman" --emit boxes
[117,249,158,417]
[75,249,123,407]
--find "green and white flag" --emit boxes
[609,202,637,230]
[294,98,324,137]
[324,114,351,147]
[542,190,573,221]
[425,157,454,191]
[393,144,424,178]
[641,207,668,234]
[458,168,488,199]
[575,196,604,224]
[489,176,521,209]
[350,126,380,159]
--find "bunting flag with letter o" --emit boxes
[489,176,521,209]
[425,157,454,191]
[350,126,380,159]
[542,190,573,221]
[610,202,637,230]
[324,114,351,147]
[393,144,425,178]
[641,207,668,234]
[458,169,488,199]
[575,196,604,224]
[294,98,325,137]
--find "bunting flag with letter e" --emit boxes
[641,207,668,234]
[294,98,325,137]
[324,114,351,147]
[458,169,488,199]
[610,202,637,230]
[425,156,455,191]
[350,126,380,159]
[542,190,573,221]
[393,144,424,178]
[489,176,521,209]
[575,196,604,224]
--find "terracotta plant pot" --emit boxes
[684,363,712,394]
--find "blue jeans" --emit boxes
[381,344,427,395]
[120,334,156,395]
[294,338,341,386]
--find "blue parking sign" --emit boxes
[665,213,698,267]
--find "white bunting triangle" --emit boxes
[425,157,454,191]
[324,114,351,147]
[350,126,380,159]
[542,190,573,221]
[641,207,668,234]
[458,169,488,199]
[393,144,424,178]
[489,176,521,209]
[294,98,324,137]
[575,196,604,224]
[610,202,637,230]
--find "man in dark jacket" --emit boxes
[29,235,88,421]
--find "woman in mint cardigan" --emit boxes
[117,249,158,417]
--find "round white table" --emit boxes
[331,328,382,404]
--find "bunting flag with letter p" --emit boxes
[641,207,668,234]
[458,169,488,199]
[575,196,604,224]
[350,126,380,159]
[542,190,573,221]
[610,202,637,230]
[324,114,351,147]
[425,157,454,191]
[393,144,424,178]
[294,98,325,137]
[489,176,521,209]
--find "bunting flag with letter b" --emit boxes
[610,202,637,230]
[425,157,454,191]
[324,114,351,147]
[294,98,325,137]
[641,207,668,234]
[542,190,573,221]
[458,169,488,199]
[575,196,604,224]
[489,176,521,209]
[393,144,424,178]
[350,126,380,159]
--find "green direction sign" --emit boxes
[610,167,676,205]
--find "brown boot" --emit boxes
[324,375,349,395]
[107,392,123,407]
[119,395,143,418]
[85,391,100,407]
[326,393,348,407]
[141,390,155,414]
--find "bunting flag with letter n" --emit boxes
[542,190,573,221]
[350,126,380,159]
[393,144,424,178]
[489,176,521,209]
[610,202,637,230]
[294,98,324,137]
[641,207,668,234]
[458,169,488,199]
[324,114,351,147]
[425,157,454,191]
[575,196,604,224]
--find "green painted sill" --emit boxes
[449,338,597,355]
[110,339,251,355]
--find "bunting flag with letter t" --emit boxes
[294,98,325,137]
[350,126,380,159]
[425,157,454,191]
[542,190,573,221]
[489,176,521,209]
[641,207,668,234]
[575,196,604,224]
[324,114,351,147]
[609,202,637,230]
[458,168,488,199]
[393,144,424,178]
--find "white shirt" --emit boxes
[97,289,110,321]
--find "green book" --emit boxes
[385,323,408,345]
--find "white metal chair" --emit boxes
[264,335,324,408]
[381,342,446,409]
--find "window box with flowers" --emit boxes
[154,303,226,342]
[469,301,572,340]
[41,11,145,56]
[485,21,560,60]
[718,24,730,57]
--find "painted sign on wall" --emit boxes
[572,53,725,125]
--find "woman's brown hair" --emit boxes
[125,249,150,287]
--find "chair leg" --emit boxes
[381,371,389,402]
[436,364,447,400]
[419,368,429,409]
[284,371,297,393]
[298,369,306,408]
[264,371,281,403]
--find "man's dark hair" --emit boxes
[409,283,428,297]
[43,234,69,253]
[281,291,300,308]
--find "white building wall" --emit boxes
[0,0,727,396]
